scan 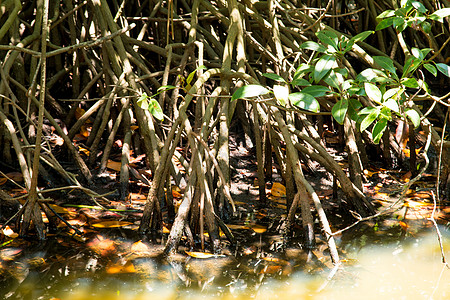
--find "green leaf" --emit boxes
[263,73,287,83]
[411,1,427,13]
[331,98,348,124]
[289,92,320,113]
[323,70,342,89]
[377,10,395,20]
[401,77,420,88]
[148,98,164,121]
[393,17,407,32]
[373,56,397,76]
[316,30,339,50]
[291,78,311,87]
[300,41,327,53]
[402,56,422,77]
[411,47,423,60]
[405,109,421,128]
[157,85,177,92]
[314,55,336,83]
[186,65,207,87]
[345,31,374,52]
[360,107,380,132]
[231,85,270,101]
[383,99,399,113]
[436,63,450,77]
[421,21,432,33]
[348,98,363,121]
[429,8,450,22]
[357,68,390,83]
[364,82,382,103]
[383,87,404,101]
[301,85,330,97]
[137,93,149,110]
[372,119,388,144]
[273,85,289,106]
[376,17,395,31]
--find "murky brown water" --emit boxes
[1,223,449,299]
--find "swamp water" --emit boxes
[1,223,449,299]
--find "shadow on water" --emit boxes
[1,220,450,299]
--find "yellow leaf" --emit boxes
[185,251,225,259]
[92,221,133,228]
[49,204,70,214]
[225,224,250,230]
[163,226,170,234]
[75,107,85,120]
[1,226,18,238]
[172,186,182,198]
[106,261,136,274]
[78,147,90,156]
[271,182,286,197]
[249,224,267,234]
[107,160,122,172]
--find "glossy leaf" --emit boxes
[300,41,327,53]
[331,98,348,124]
[301,85,330,97]
[383,99,399,113]
[377,10,395,19]
[316,30,339,50]
[186,251,225,258]
[186,65,206,87]
[137,93,149,110]
[231,85,270,101]
[423,63,437,76]
[401,78,420,88]
[405,109,421,128]
[314,55,336,83]
[291,78,311,87]
[373,56,397,76]
[289,92,320,113]
[376,17,395,31]
[429,8,450,22]
[263,73,287,83]
[273,85,289,106]
[372,119,388,144]
[364,82,382,103]
[148,98,164,121]
[92,221,134,228]
[360,107,380,132]
[436,63,450,77]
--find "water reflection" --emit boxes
[1,226,449,299]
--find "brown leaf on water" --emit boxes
[185,251,224,259]
[106,260,136,274]
[87,235,116,256]
[91,220,133,228]
[131,240,150,254]
[249,224,267,234]
[259,265,282,275]
[1,226,18,239]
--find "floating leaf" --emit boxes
[49,204,70,214]
[271,182,286,197]
[92,221,134,228]
[106,261,136,274]
[185,251,225,258]
[1,226,18,239]
[231,85,270,101]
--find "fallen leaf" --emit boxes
[185,251,225,259]
[259,265,282,275]
[107,160,122,172]
[249,224,267,234]
[91,221,133,228]
[106,261,136,274]
[271,182,286,197]
[1,226,18,238]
